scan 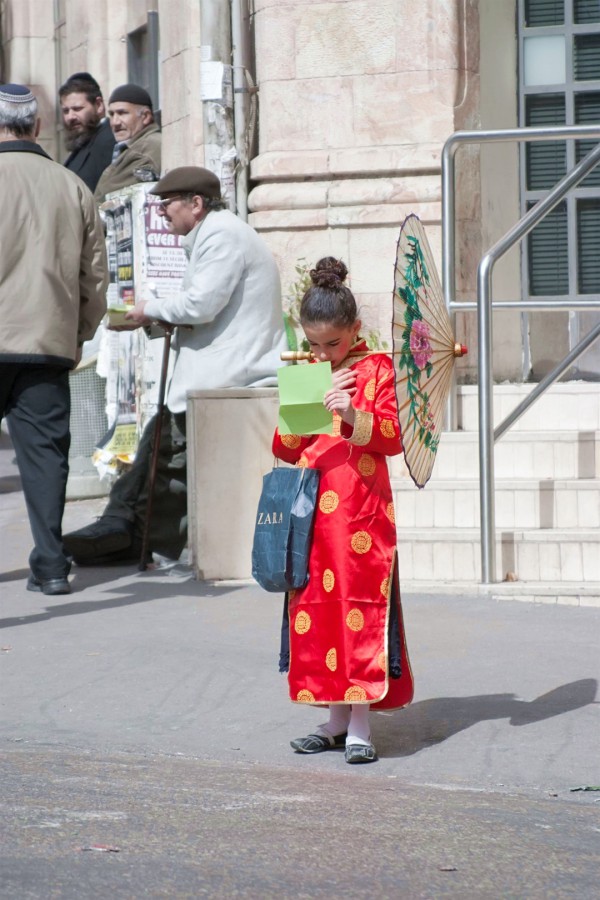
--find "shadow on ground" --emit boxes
[0,574,243,630]
[375,678,598,757]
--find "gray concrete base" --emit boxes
[187,388,279,580]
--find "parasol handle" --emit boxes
[454,343,468,357]
[281,350,313,361]
[280,348,379,362]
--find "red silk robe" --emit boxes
[272,343,414,711]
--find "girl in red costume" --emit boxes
[274,257,413,764]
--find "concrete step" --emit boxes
[388,430,600,481]
[457,383,600,432]
[393,478,600,530]
[400,579,600,608]
[396,527,600,584]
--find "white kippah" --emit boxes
[0,83,35,104]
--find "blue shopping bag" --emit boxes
[251,466,320,592]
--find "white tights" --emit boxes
[319,703,371,744]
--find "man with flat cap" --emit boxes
[94,83,161,202]
[0,83,108,594]
[63,166,286,566]
[59,71,115,192]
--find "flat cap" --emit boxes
[0,83,35,103]
[109,83,153,109]
[151,166,222,200]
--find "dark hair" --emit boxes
[200,195,226,212]
[59,73,102,104]
[176,193,226,212]
[300,257,357,328]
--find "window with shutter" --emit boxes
[519,0,600,301]
[578,199,600,294]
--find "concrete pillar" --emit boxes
[187,389,279,581]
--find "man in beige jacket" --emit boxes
[0,83,108,595]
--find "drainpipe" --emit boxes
[199,0,236,211]
[230,0,251,220]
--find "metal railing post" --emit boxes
[442,140,459,430]
[441,126,600,585]
[477,254,496,583]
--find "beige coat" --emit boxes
[0,141,108,367]
[94,124,161,202]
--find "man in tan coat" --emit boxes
[0,83,108,595]
[94,83,161,202]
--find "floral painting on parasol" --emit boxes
[393,213,467,489]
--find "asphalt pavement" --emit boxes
[1,429,599,898]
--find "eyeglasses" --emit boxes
[157,196,184,212]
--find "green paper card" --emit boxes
[277,362,333,435]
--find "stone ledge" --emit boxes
[249,202,441,231]
[249,176,441,212]
[250,145,442,181]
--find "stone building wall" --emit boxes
[248,0,482,376]
[0,0,527,381]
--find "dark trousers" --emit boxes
[105,411,188,560]
[0,363,71,580]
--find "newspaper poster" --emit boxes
[94,185,185,479]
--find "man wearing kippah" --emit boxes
[0,83,108,595]
[63,166,287,566]
[59,72,115,192]
[94,83,161,202]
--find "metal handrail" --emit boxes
[494,322,600,442]
[442,125,600,309]
[441,126,600,585]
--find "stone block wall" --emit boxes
[249,0,482,377]
[0,0,528,381]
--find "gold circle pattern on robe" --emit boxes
[297,689,315,702]
[344,685,368,702]
[386,502,396,524]
[319,490,340,514]
[295,611,311,634]
[357,453,376,476]
[346,608,365,631]
[380,418,396,438]
[281,433,301,448]
[323,569,335,592]
[326,648,337,671]
[351,531,372,554]
[380,577,390,598]
[377,651,387,672]
[364,378,376,401]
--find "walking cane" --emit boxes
[139,324,174,571]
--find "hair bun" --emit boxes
[310,256,348,290]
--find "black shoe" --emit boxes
[63,516,133,561]
[290,732,347,754]
[345,742,378,764]
[71,545,147,567]
[27,575,71,596]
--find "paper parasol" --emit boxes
[393,214,467,489]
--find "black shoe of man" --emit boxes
[63,516,134,563]
[27,575,71,595]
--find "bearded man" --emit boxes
[59,72,115,193]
